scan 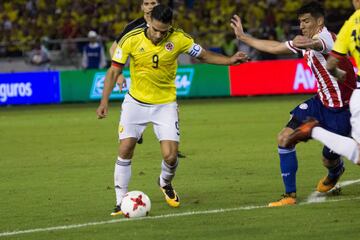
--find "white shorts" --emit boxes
[350,89,360,143]
[118,94,180,142]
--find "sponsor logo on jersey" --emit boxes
[299,103,308,110]
[165,42,174,51]
[114,48,123,61]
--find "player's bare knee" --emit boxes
[119,144,136,159]
[277,132,289,147]
[163,153,178,166]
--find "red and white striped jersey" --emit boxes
[286,27,356,108]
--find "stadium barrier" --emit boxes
[0,71,60,105]
[0,59,320,105]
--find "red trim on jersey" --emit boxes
[329,51,346,60]
[319,38,326,52]
[312,56,341,108]
[288,41,299,53]
[111,61,123,68]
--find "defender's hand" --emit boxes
[230,15,245,40]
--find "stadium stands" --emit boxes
[0,0,353,72]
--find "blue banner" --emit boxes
[0,72,61,105]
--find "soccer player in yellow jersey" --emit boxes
[96,4,248,216]
[285,0,360,170]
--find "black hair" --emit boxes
[297,1,325,18]
[151,4,173,24]
[142,0,161,3]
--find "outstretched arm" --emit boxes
[230,14,291,55]
[197,49,248,65]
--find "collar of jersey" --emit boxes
[144,27,173,46]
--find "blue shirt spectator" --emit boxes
[81,31,106,69]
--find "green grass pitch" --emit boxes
[1,95,360,239]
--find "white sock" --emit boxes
[159,159,178,187]
[114,157,131,206]
[312,127,360,164]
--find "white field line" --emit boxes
[1,179,360,238]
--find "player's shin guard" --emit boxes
[114,157,132,206]
[278,146,298,194]
[159,159,178,187]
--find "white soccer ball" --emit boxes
[121,191,151,218]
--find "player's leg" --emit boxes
[317,150,345,192]
[112,95,148,216]
[268,124,298,207]
[269,98,318,207]
[309,128,360,164]
[152,101,181,207]
[159,140,180,207]
[112,138,137,216]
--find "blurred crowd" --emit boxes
[0,0,354,63]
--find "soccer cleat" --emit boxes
[284,118,319,148]
[158,179,180,208]
[268,193,297,207]
[110,205,123,216]
[317,167,345,193]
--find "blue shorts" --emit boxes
[289,96,351,137]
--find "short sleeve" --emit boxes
[177,32,203,57]
[285,41,303,55]
[112,38,131,64]
[316,30,334,54]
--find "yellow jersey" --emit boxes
[333,9,360,76]
[112,27,201,104]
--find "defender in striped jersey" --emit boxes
[231,1,356,207]
[285,0,360,176]
[97,4,248,216]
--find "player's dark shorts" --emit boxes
[287,95,351,137]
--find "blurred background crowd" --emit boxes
[0,0,354,71]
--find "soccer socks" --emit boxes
[114,157,131,206]
[312,127,360,164]
[327,158,344,179]
[278,147,298,194]
[159,159,178,187]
